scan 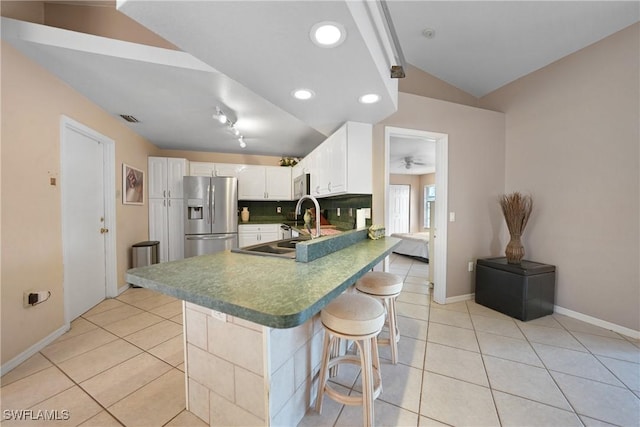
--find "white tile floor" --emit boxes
[1,253,638,426]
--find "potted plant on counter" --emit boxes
[499,192,533,264]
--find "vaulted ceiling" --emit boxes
[2,1,638,163]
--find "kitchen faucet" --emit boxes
[295,195,321,239]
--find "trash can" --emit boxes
[131,241,159,287]
[132,241,160,268]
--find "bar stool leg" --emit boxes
[359,339,374,427]
[387,296,400,364]
[315,331,332,414]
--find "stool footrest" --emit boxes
[325,355,382,405]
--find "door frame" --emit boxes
[384,126,448,305]
[60,116,117,323]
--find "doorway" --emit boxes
[61,116,117,322]
[385,126,448,304]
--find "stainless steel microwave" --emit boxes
[293,173,310,199]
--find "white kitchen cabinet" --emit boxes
[238,224,280,247]
[237,165,292,200]
[148,157,188,199]
[148,198,184,262]
[214,163,245,177]
[189,161,216,177]
[148,157,188,262]
[309,121,371,198]
[190,162,245,177]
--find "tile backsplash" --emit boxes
[237,194,372,230]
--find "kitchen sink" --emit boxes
[231,237,311,259]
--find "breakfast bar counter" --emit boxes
[126,234,400,328]
[126,234,400,426]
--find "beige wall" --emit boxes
[400,64,479,108]
[0,1,44,23]
[1,42,159,365]
[373,93,506,298]
[43,2,178,49]
[480,23,640,331]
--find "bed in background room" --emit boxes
[390,231,429,262]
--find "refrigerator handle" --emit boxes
[210,182,215,225]
[206,183,212,225]
[186,235,235,241]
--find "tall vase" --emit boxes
[505,234,524,264]
[241,207,250,223]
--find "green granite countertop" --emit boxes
[126,237,400,328]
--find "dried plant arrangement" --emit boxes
[499,192,533,264]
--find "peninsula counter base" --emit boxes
[183,301,324,426]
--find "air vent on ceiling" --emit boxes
[119,114,139,123]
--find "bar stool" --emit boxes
[315,293,385,427]
[355,272,404,364]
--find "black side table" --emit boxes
[475,257,556,321]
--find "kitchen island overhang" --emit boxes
[126,235,401,329]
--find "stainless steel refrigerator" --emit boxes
[184,176,238,257]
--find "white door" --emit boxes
[62,124,108,320]
[388,184,410,234]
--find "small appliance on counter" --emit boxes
[293,173,310,200]
[184,176,238,257]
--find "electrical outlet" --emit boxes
[210,309,227,322]
[276,206,282,213]
[337,208,340,216]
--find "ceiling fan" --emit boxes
[400,156,428,169]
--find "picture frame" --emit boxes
[123,163,144,205]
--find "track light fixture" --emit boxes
[214,107,246,149]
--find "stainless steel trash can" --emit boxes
[132,241,160,268]
[131,241,159,288]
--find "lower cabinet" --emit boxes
[238,224,280,248]
[149,198,184,262]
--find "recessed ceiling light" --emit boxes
[292,89,315,100]
[310,22,346,48]
[358,93,381,104]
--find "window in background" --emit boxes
[423,185,436,228]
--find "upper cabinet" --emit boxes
[148,157,189,199]
[309,121,372,198]
[237,165,292,200]
[189,162,244,178]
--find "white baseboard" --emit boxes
[1,323,70,376]
[445,293,474,304]
[118,284,131,295]
[438,295,638,339]
[554,305,640,339]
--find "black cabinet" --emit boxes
[475,257,556,321]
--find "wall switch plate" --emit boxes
[336,208,340,216]
[449,212,456,222]
[276,206,282,213]
[468,261,474,272]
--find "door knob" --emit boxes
[100,228,109,234]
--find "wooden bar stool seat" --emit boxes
[355,271,404,364]
[315,293,385,427]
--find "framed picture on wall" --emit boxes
[123,163,144,205]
